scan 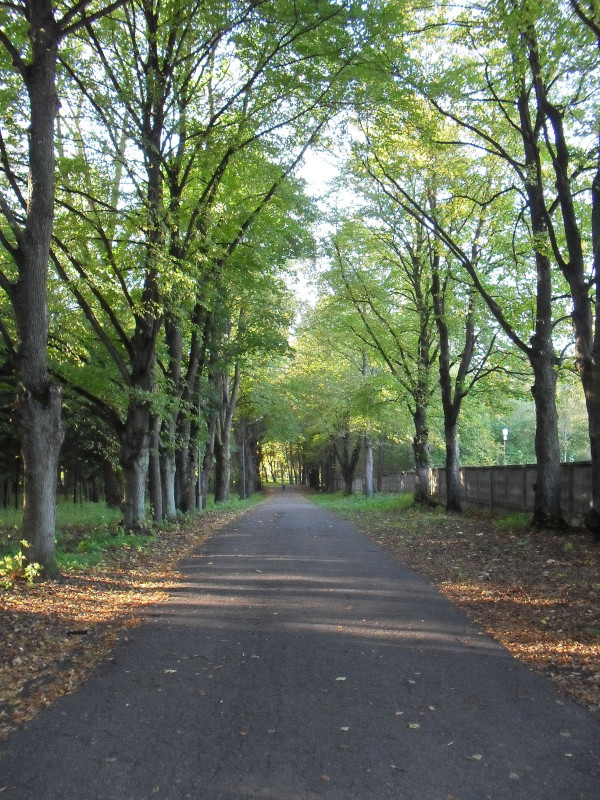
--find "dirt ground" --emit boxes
[0,500,598,743]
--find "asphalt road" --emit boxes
[1,487,599,800]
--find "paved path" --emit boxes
[1,488,599,800]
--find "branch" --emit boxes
[50,246,134,384]
[60,0,129,37]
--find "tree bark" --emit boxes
[120,400,151,531]
[525,27,600,529]
[200,414,216,509]
[333,430,361,495]
[213,363,240,503]
[8,2,64,573]
[530,348,563,526]
[444,417,461,512]
[213,434,231,502]
[412,402,431,503]
[149,413,163,524]
[364,434,374,498]
[16,387,63,572]
[102,460,123,509]
[516,79,564,527]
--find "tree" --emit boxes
[50,0,370,527]
[0,0,125,571]
[366,7,578,525]
[344,122,505,511]
[326,211,438,503]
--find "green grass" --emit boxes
[310,491,415,514]
[496,511,531,532]
[0,490,266,573]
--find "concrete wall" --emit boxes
[336,461,592,523]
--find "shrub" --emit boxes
[0,540,41,589]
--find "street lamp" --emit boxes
[502,428,509,465]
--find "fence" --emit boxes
[337,461,593,523]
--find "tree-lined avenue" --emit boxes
[1,489,598,799]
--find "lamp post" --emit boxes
[502,428,509,465]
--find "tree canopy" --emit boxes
[0,0,598,570]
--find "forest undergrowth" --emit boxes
[311,492,600,715]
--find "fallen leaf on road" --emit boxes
[467,754,482,761]
[340,726,349,731]
[408,723,420,729]
[335,676,346,681]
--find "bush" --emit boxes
[0,540,41,589]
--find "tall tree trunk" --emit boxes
[444,416,461,512]
[333,431,361,495]
[516,78,564,526]
[120,400,150,531]
[175,413,193,511]
[160,446,177,520]
[102,460,123,509]
[430,208,482,514]
[200,414,216,509]
[213,434,231,503]
[364,434,374,498]
[213,364,241,503]
[181,415,200,513]
[237,420,247,500]
[530,349,563,526]
[527,29,600,532]
[412,403,431,503]
[8,4,64,573]
[376,439,385,492]
[149,413,163,525]
[325,442,337,493]
[16,387,63,572]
